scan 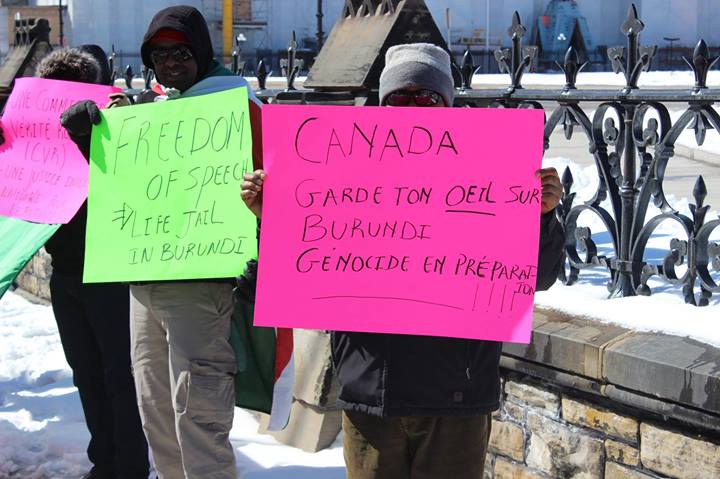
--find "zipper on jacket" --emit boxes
[465,340,471,381]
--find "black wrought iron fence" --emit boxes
[446,5,720,307]
[114,4,720,306]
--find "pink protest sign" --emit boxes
[0,77,120,224]
[255,105,544,343]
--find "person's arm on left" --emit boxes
[535,167,565,291]
[59,100,103,161]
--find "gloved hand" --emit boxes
[59,100,101,138]
[135,89,160,104]
[106,92,132,109]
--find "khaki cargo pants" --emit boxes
[343,411,492,479]
[130,282,237,479]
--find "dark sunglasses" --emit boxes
[150,45,194,65]
[385,89,443,107]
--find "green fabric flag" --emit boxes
[84,87,257,282]
[230,268,294,428]
[0,216,59,299]
[231,293,276,414]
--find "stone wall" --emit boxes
[267,308,720,476]
[487,375,720,479]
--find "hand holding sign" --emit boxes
[60,100,102,138]
[537,167,562,214]
[241,169,266,219]
[244,168,560,219]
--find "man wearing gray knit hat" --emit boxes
[241,42,564,479]
[379,43,455,107]
[333,43,564,479]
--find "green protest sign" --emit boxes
[84,87,257,282]
[0,216,59,299]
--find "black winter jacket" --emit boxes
[44,203,87,274]
[330,211,565,417]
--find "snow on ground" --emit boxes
[0,155,718,477]
[0,291,346,478]
[537,156,720,348]
[275,70,720,89]
[468,70,720,88]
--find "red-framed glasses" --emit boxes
[384,89,443,107]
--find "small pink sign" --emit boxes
[256,105,544,343]
[0,77,120,224]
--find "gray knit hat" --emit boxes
[379,43,454,107]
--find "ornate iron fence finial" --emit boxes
[143,66,154,90]
[620,4,644,36]
[281,31,303,91]
[124,65,133,90]
[108,45,117,87]
[609,3,656,91]
[557,47,587,91]
[458,48,478,92]
[685,39,719,93]
[496,11,535,91]
[692,175,708,218]
[256,59,268,91]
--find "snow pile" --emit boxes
[537,156,720,347]
[0,292,346,478]
[250,70,720,94]
[265,70,720,89]
[469,70,720,88]
[0,293,89,479]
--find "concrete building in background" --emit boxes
[0,0,718,74]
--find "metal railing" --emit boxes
[448,5,720,306]
[113,4,720,306]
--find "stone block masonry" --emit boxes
[14,248,51,300]
[487,377,720,479]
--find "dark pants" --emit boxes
[50,272,149,479]
[342,411,492,479]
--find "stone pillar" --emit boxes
[15,248,52,301]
